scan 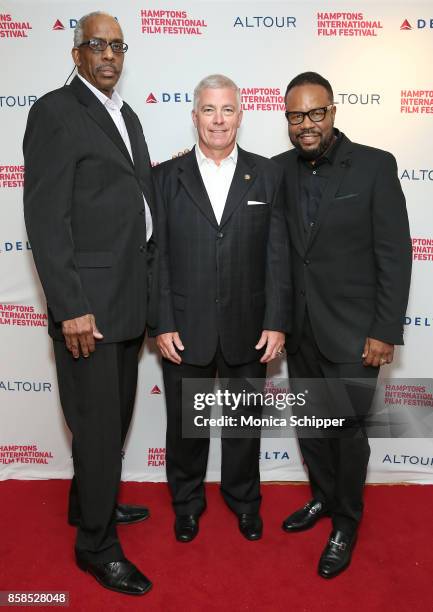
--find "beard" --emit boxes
[290,128,335,161]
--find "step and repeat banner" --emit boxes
[1,0,432,484]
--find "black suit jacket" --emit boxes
[23,76,158,343]
[151,147,291,366]
[272,133,412,363]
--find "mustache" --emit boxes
[95,64,119,73]
[297,129,321,137]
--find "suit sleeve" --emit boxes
[23,98,91,323]
[369,152,412,344]
[147,167,177,336]
[263,169,292,333]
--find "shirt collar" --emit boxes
[77,73,123,111]
[195,143,238,167]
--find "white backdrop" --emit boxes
[1,0,432,484]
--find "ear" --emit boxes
[331,104,337,122]
[191,109,198,128]
[71,47,80,67]
[237,109,243,128]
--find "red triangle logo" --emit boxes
[52,19,65,30]
[151,385,162,395]
[146,93,158,104]
[400,19,412,30]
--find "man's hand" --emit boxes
[62,314,103,359]
[362,337,394,367]
[156,332,184,364]
[255,330,285,364]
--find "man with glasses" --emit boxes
[24,12,155,595]
[272,72,411,578]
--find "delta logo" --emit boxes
[241,87,285,111]
[411,237,433,262]
[145,91,192,104]
[0,240,31,254]
[0,165,24,188]
[0,13,32,38]
[317,12,383,37]
[259,450,290,461]
[151,385,162,395]
[147,447,166,467]
[140,9,207,36]
[404,316,432,328]
[401,90,433,114]
[400,18,433,30]
[52,19,65,30]
[0,304,48,328]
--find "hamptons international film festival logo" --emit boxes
[0,165,24,188]
[411,238,433,262]
[146,447,166,467]
[140,9,207,35]
[0,444,54,465]
[0,304,47,328]
[0,12,32,38]
[400,18,433,31]
[383,383,433,408]
[401,90,433,114]
[316,12,383,37]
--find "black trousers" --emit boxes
[162,347,266,517]
[287,315,378,535]
[53,335,143,563]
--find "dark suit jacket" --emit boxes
[151,146,291,366]
[272,133,412,363]
[23,76,158,343]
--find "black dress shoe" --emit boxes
[175,515,199,542]
[318,530,357,579]
[282,500,329,533]
[69,503,150,527]
[238,513,263,541]
[76,557,152,595]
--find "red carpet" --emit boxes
[0,481,431,611]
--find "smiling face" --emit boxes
[285,83,336,160]
[192,87,243,162]
[71,14,124,97]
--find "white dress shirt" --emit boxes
[77,74,153,241]
[195,143,238,225]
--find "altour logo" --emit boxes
[140,9,207,36]
[401,90,433,114]
[233,16,296,29]
[335,92,381,105]
[0,13,32,38]
[400,169,433,181]
[383,453,433,467]
[400,18,433,30]
[0,96,37,109]
[0,165,24,188]
[411,238,433,262]
[0,380,52,392]
[317,12,383,37]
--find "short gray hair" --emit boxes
[193,74,241,111]
[73,11,122,47]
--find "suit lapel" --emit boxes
[68,76,134,169]
[121,104,153,205]
[306,135,354,250]
[220,147,257,228]
[178,149,219,228]
[284,151,307,253]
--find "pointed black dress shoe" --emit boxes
[282,500,329,532]
[318,530,357,578]
[175,515,199,542]
[238,513,263,541]
[69,503,150,527]
[76,557,152,595]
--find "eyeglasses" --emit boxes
[285,104,334,125]
[79,38,128,54]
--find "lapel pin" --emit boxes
[244,174,251,180]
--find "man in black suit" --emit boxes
[23,12,156,595]
[272,72,412,578]
[153,74,290,542]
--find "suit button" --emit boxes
[217,232,224,239]
[300,290,305,296]
[139,245,146,253]
[309,221,315,228]
[215,298,219,303]
[304,259,310,265]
